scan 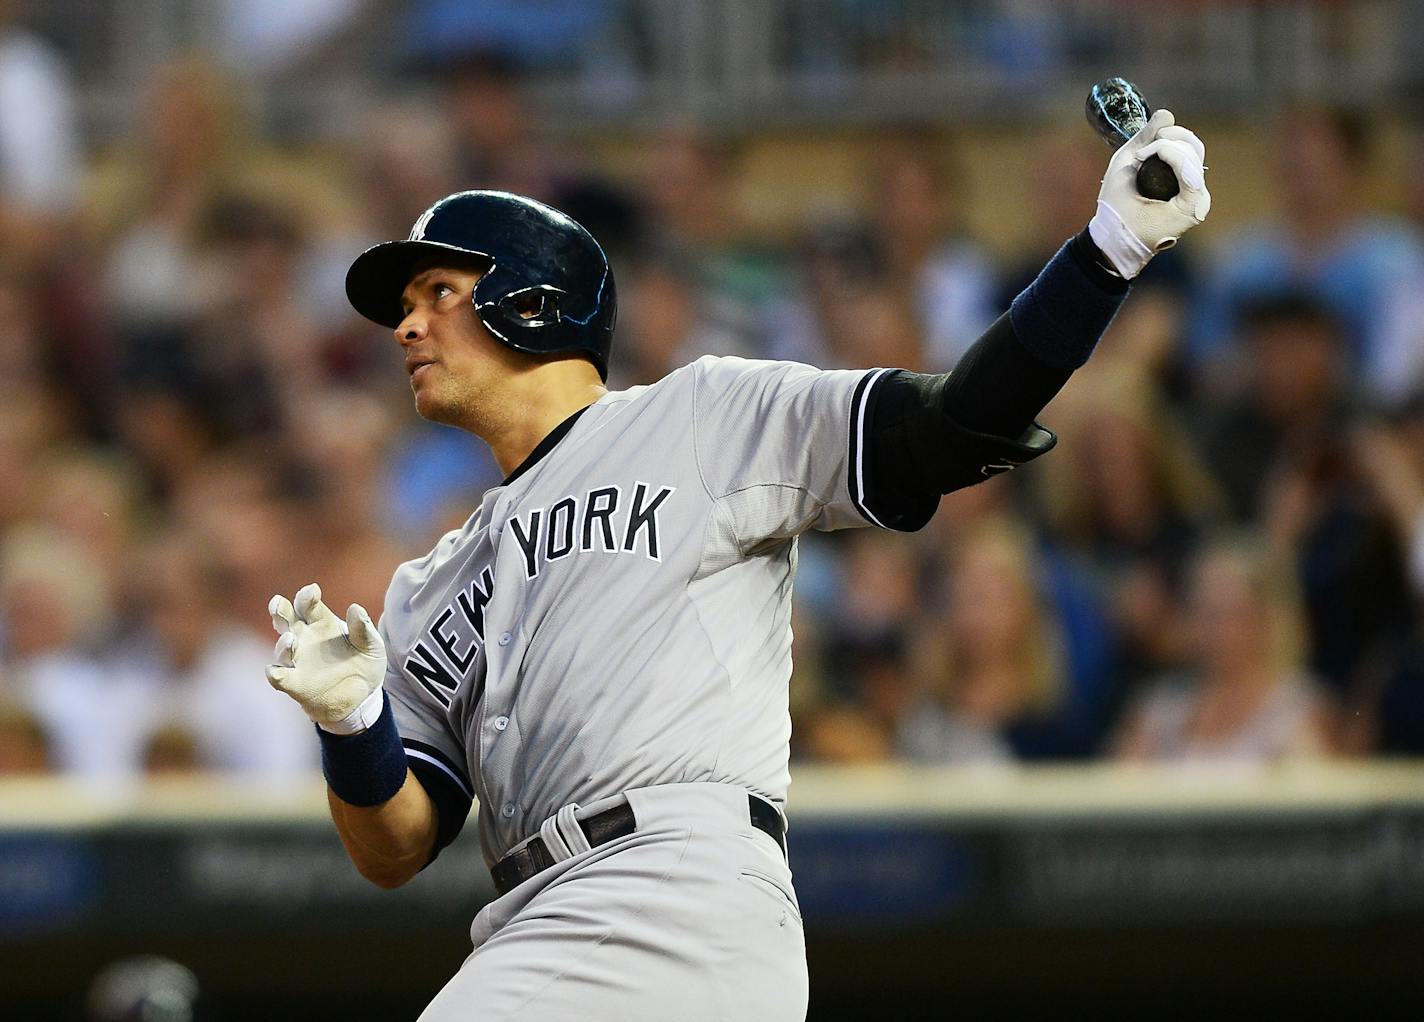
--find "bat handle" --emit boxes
[1137,154,1179,201]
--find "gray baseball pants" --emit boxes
[418,782,808,1021]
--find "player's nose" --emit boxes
[394,310,427,346]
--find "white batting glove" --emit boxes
[266,582,386,735]
[1089,109,1211,279]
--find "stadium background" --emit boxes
[1,0,1423,1017]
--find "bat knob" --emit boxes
[1086,77,1182,201]
[1137,154,1180,201]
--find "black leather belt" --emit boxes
[491,793,786,896]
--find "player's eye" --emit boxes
[433,282,455,300]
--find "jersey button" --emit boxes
[494,715,509,731]
[498,631,512,646]
[501,803,515,818]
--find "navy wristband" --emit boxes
[318,695,408,807]
[1009,230,1129,371]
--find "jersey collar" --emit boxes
[501,405,592,487]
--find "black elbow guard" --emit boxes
[889,369,1057,493]
[863,370,1057,529]
[935,415,1057,490]
[860,303,1080,528]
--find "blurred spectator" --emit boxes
[847,287,927,371]
[111,382,217,503]
[176,473,314,628]
[0,525,152,780]
[37,449,142,596]
[0,398,48,531]
[768,219,926,371]
[1208,298,1415,694]
[1344,404,1424,754]
[611,250,758,386]
[0,261,46,397]
[1378,123,1424,399]
[1261,445,1409,700]
[1037,370,1223,696]
[92,59,256,343]
[642,130,734,258]
[189,193,319,440]
[126,530,317,777]
[1114,538,1332,765]
[1199,294,1351,521]
[798,530,924,763]
[1189,106,1424,405]
[767,217,881,366]
[431,44,642,245]
[1353,404,1424,599]
[640,130,781,318]
[287,390,411,611]
[996,129,1103,304]
[353,102,462,243]
[0,697,50,773]
[141,723,204,776]
[0,260,100,439]
[0,0,81,263]
[897,517,1078,763]
[430,48,645,263]
[437,51,559,199]
[872,135,995,370]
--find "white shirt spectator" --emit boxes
[13,650,157,781]
[146,626,319,777]
[0,28,80,213]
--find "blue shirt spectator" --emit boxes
[1188,107,1424,405]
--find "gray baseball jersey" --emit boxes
[379,355,890,866]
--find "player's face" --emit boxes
[395,261,503,425]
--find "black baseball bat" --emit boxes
[1085,77,1180,201]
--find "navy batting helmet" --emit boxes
[345,190,617,379]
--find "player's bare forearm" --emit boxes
[327,769,439,889]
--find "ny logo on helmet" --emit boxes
[408,206,437,241]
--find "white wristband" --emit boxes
[317,688,386,736]
[1088,199,1155,280]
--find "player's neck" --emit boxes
[478,362,608,478]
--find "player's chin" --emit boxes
[412,383,461,426]
[411,383,445,421]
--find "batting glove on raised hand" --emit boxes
[1089,108,1211,279]
[266,583,386,734]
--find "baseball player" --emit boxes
[266,110,1208,1020]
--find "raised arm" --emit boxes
[859,109,1211,530]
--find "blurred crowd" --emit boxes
[2,9,1424,790]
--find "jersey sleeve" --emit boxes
[690,355,895,542]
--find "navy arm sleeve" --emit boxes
[406,757,473,866]
[860,228,1130,531]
